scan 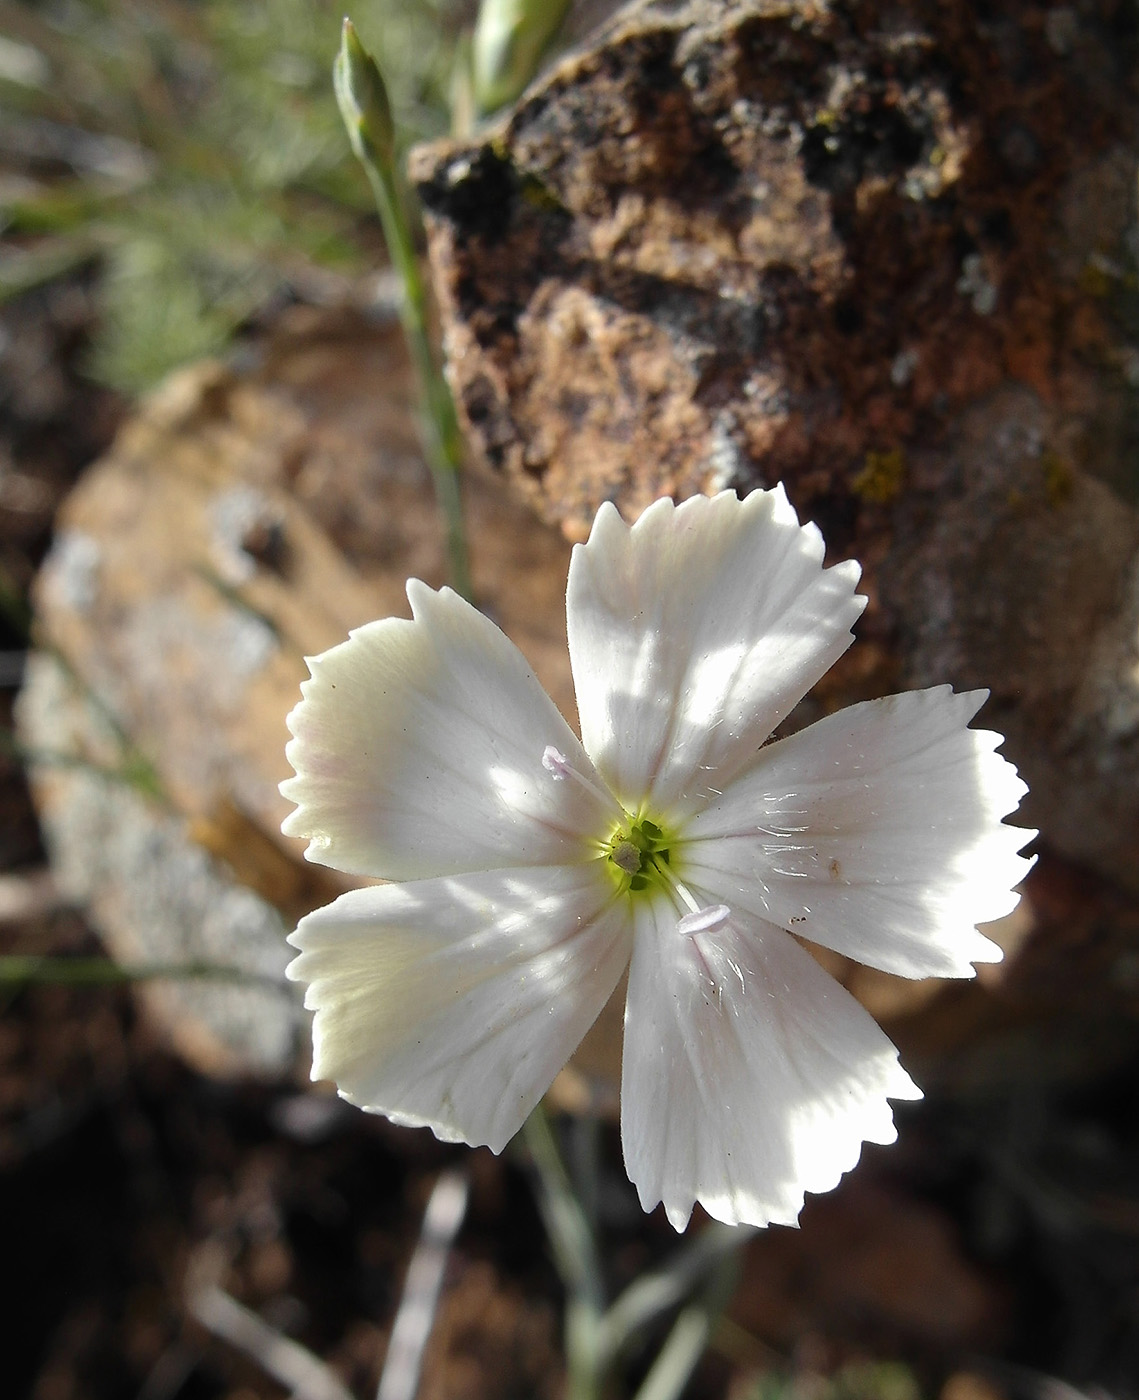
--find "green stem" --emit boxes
[362,159,472,600]
[521,1102,756,1399]
[568,1106,602,1232]
[335,17,471,602]
[630,1244,743,1400]
[522,1102,608,1400]
[18,644,172,807]
[598,1222,756,1368]
[2,727,171,808]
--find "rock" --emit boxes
[410,0,1139,900]
[17,303,574,1078]
[18,651,300,1077]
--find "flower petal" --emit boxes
[288,863,631,1153]
[620,898,920,1231]
[281,581,620,879]
[682,687,1036,979]
[566,487,865,819]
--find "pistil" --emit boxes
[600,810,733,937]
[542,747,733,937]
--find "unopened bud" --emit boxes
[334,18,395,169]
[472,0,570,116]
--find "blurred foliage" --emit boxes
[0,0,461,390]
[748,1362,925,1400]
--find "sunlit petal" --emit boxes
[288,863,631,1153]
[566,487,865,819]
[621,898,920,1230]
[682,687,1035,978]
[281,581,620,880]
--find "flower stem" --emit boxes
[522,1102,607,1400]
[362,160,472,600]
[597,1221,757,1367]
[521,1102,758,1399]
[335,19,472,602]
[629,1242,742,1400]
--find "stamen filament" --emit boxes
[665,873,702,916]
[641,847,733,936]
[541,745,623,818]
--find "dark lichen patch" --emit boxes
[415,146,521,245]
[802,100,927,196]
[729,11,832,110]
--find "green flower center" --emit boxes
[606,817,673,893]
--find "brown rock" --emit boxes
[410,0,1139,899]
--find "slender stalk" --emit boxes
[522,1101,757,1398]
[335,19,472,600]
[472,0,572,116]
[189,1284,353,1400]
[522,1102,607,1400]
[630,1242,742,1400]
[7,736,170,806]
[361,159,471,599]
[598,1222,757,1367]
[9,643,172,807]
[568,1105,603,1232]
[377,1167,470,1400]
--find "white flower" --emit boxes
[280,487,1034,1231]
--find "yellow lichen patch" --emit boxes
[1041,448,1074,506]
[1079,259,1112,298]
[853,447,906,504]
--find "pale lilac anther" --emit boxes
[542,745,571,779]
[677,904,731,936]
[541,744,624,818]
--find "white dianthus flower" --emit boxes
[280,487,1034,1230]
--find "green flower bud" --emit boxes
[472,0,570,116]
[334,18,395,169]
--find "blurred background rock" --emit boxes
[3,2,1139,1400]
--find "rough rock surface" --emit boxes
[18,651,301,1076]
[410,0,1139,894]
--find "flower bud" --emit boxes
[334,18,395,169]
[472,0,570,116]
